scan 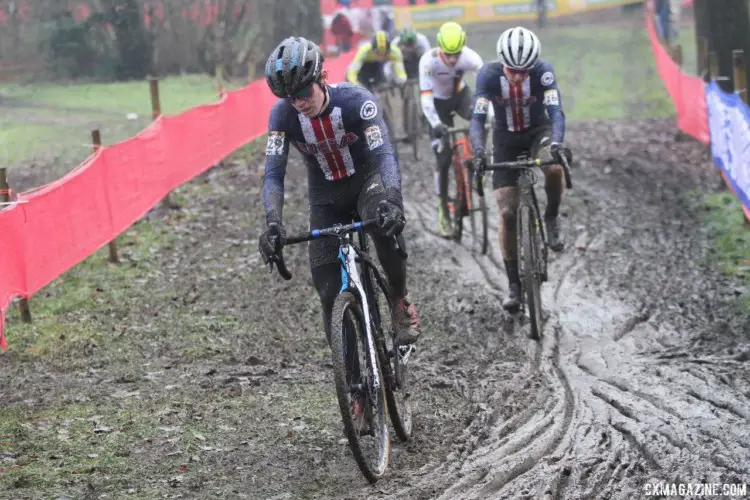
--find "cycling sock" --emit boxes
[504,259,520,285]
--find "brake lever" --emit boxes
[275,251,293,281]
[474,167,485,198]
[266,233,292,280]
[559,152,573,190]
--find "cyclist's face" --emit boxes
[503,66,529,84]
[288,71,328,117]
[441,51,461,67]
[374,52,390,62]
[401,42,417,54]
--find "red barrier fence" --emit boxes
[645,7,709,144]
[0,51,355,350]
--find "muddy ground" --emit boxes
[2,10,749,500]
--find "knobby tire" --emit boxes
[519,205,543,340]
[330,292,390,482]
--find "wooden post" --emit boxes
[709,51,720,81]
[0,168,31,323]
[698,37,710,82]
[92,130,119,264]
[672,44,683,67]
[732,49,748,104]
[149,78,180,210]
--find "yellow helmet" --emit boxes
[372,31,393,56]
[437,22,466,55]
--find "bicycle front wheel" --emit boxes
[519,205,543,340]
[451,159,468,243]
[330,292,390,483]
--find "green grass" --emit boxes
[425,14,692,121]
[0,74,231,188]
[696,191,750,283]
[0,74,224,117]
[4,220,172,361]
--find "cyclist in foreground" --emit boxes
[470,26,569,311]
[260,36,421,358]
[346,30,407,89]
[419,21,485,238]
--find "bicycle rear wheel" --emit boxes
[363,259,413,441]
[467,163,489,255]
[519,205,543,340]
[330,292,390,483]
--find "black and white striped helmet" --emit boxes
[496,27,541,70]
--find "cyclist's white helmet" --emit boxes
[496,26,541,70]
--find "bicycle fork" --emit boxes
[339,245,382,393]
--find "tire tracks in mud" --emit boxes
[380,117,749,499]
[381,148,578,499]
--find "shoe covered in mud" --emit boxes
[437,204,453,238]
[545,216,564,252]
[503,282,521,312]
[394,293,421,346]
[351,394,370,436]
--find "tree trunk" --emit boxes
[698,0,750,92]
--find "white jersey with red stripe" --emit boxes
[418,46,484,127]
[262,83,400,219]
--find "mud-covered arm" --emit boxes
[470,65,492,155]
[418,52,442,128]
[355,92,402,199]
[262,101,291,224]
[539,63,566,144]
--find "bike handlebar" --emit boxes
[269,218,408,281]
[482,151,573,190]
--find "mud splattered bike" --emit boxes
[269,214,414,483]
[477,150,573,339]
[446,126,489,254]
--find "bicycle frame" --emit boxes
[517,166,548,258]
[451,133,475,213]
[338,230,382,392]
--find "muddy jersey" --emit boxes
[262,83,400,221]
[470,59,565,152]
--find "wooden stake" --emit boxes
[708,51,720,81]
[672,44,683,67]
[92,130,120,264]
[149,78,180,210]
[732,49,748,105]
[698,37,709,82]
[0,168,32,323]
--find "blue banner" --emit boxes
[706,81,750,211]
